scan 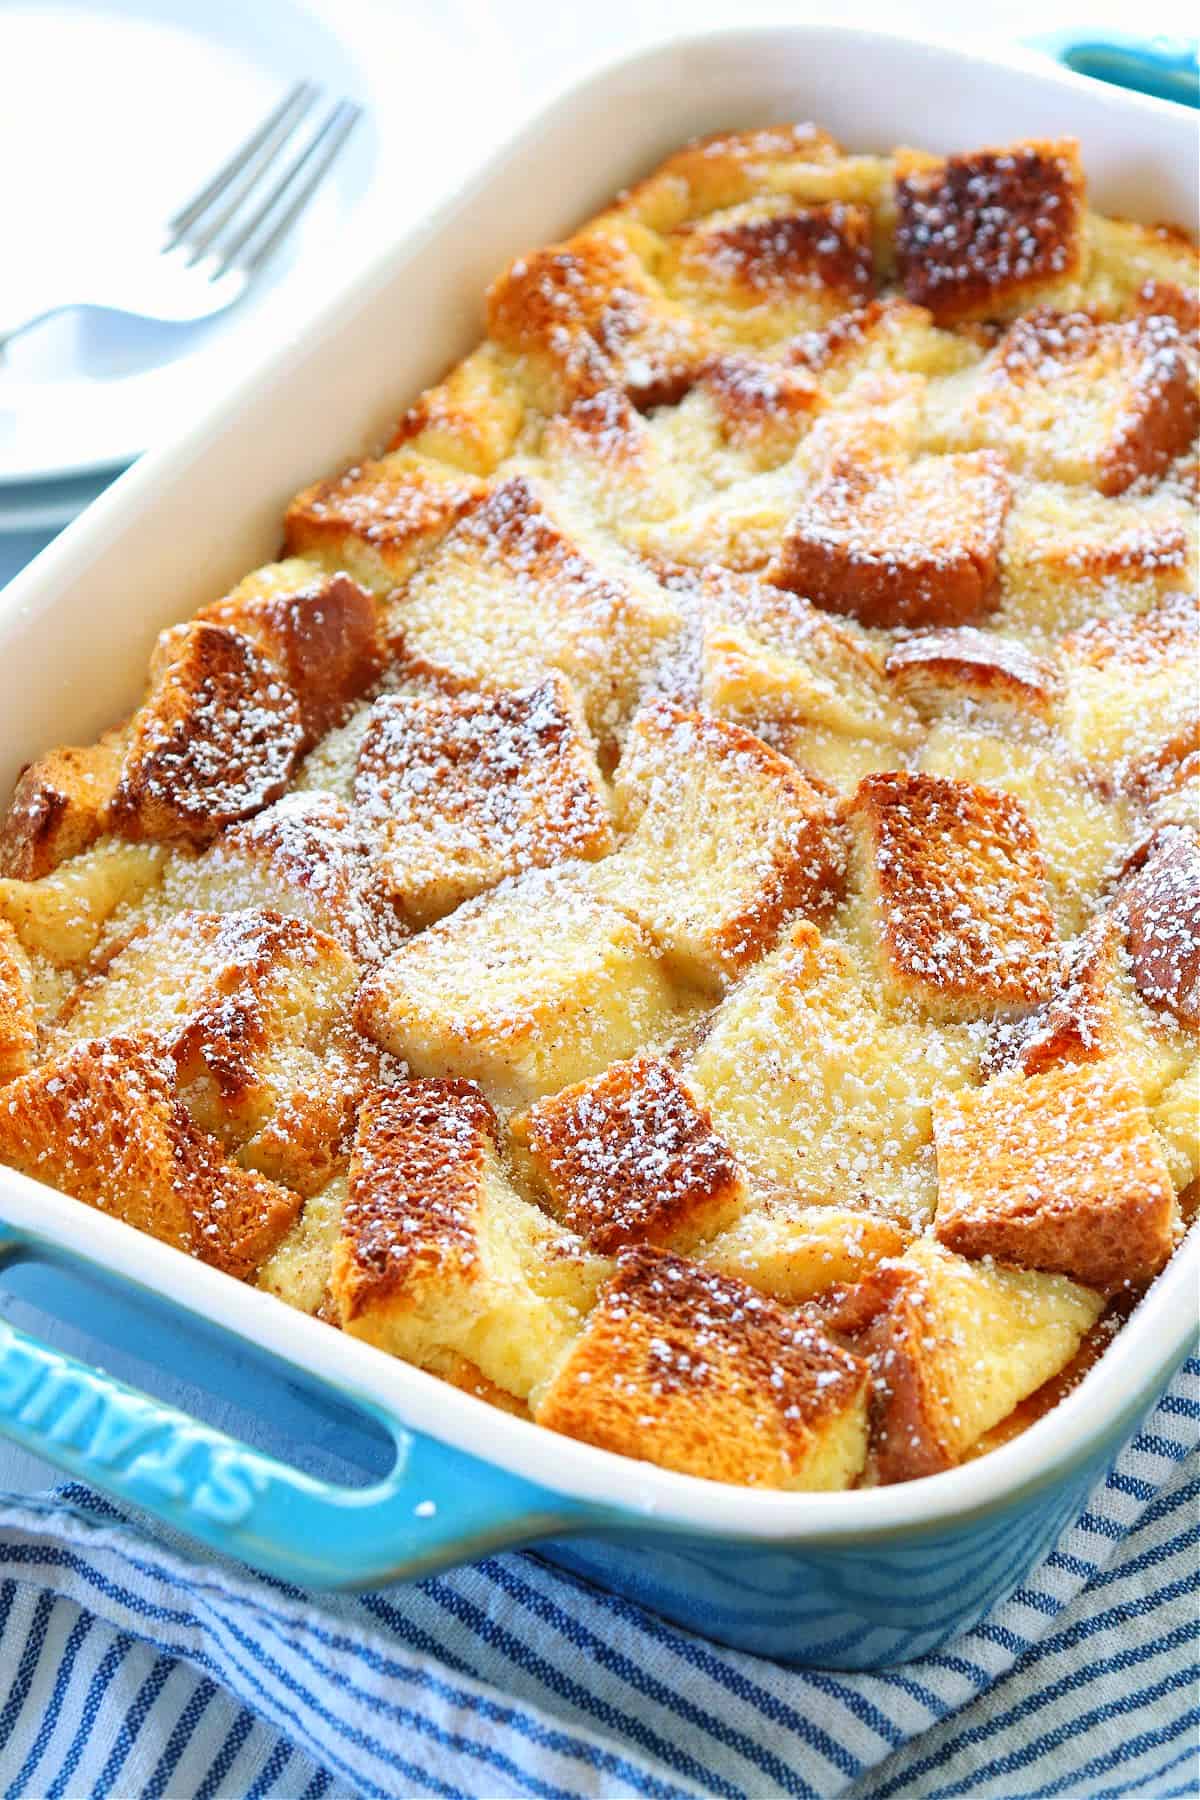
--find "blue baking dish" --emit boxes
[0,25,1196,1669]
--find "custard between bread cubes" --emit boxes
[1,127,1197,1491]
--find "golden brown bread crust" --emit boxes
[388,476,681,745]
[847,770,1058,1017]
[335,1078,495,1323]
[486,233,709,410]
[110,623,304,844]
[819,1240,1104,1481]
[170,791,408,967]
[0,729,129,880]
[982,309,1200,495]
[55,908,361,1180]
[0,1034,300,1277]
[933,1060,1180,1291]
[355,677,614,925]
[770,446,1013,628]
[284,456,485,591]
[885,627,1060,719]
[534,1245,870,1489]
[894,140,1086,323]
[197,570,382,746]
[695,355,824,459]
[331,1074,606,1397]
[661,200,877,338]
[592,700,845,983]
[513,1054,746,1254]
[1118,828,1200,1027]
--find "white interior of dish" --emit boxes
[0,25,1195,1541]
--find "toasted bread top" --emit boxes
[513,1053,745,1253]
[847,770,1058,1015]
[894,140,1086,323]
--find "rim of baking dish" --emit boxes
[1,1161,1195,1544]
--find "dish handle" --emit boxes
[1030,30,1199,106]
[0,1233,593,1590]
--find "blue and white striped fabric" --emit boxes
[0,1356,1195,1800]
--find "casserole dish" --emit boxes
[0,24,1196,1670]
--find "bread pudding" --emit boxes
[1,125,1196,1492]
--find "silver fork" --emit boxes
[0,83,362,353]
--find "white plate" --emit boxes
[0,0,514,489]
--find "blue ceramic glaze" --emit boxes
[1036,30,1199,107]
[0,1217,1186,1666]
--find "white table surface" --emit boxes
[0,0,1195,1494]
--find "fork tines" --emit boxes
[165,81,362,279]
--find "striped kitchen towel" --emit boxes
[0,1356,1195,1800]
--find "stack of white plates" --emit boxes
[0,0,514,573]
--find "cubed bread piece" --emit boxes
[387,344,526,476]
[283,451,484,595]
[0,840,165,965]
[846,771,1058,1019]
[1078,216,1199,319]
[688,356,825,467]
[1138,737,1200,839]
[918,720,1132,937]
[769,447,1012,628]
[354,867,679,1107]
[987,910,1194,1108]
[933,1059,1181,1290]
[0,1034,300,1278]
[256,1174,346,1316]
[702,1204,908,1302]
[232,1008,386,1201]
[1058,596,1198,777]
[109,623,304,844]
[688,920,978,1222]
[788,297,981,390]
[590,702,844,985]
[893,140,1086,323]
[635,364,926,576]
[1117,828,1200,1028]
[658,198,876,346]
[54,908,359,1164]
[695,565,920,753]
[197,563,382,745]
[885,627,1059,721]
[931,310,1199,495]
[630,460,809,575]
[997,483,1195,640]
[0,726,130,879]
[512,1054,746,1254]
[160,793,407,966]
[331,1080,606,1399]
[0,919,36,1085]
[536,389,690,533]
[485,231,710,410]
[611,122,848,233]
[354,677,614,926]
[830,1238,1102,1482]
[388,478,682,744]
[533,1246,870,1489]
